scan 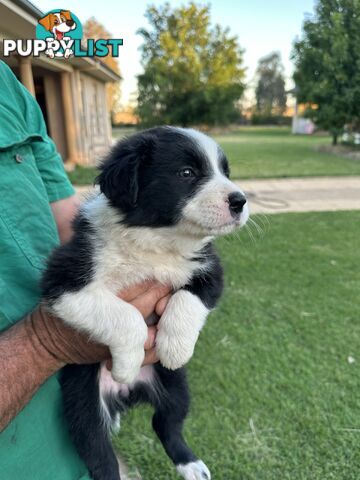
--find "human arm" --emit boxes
[50,194,80,244]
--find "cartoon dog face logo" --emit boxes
[38,10,77,58]
[38,10,76,41]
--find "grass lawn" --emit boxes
[214,127,360,179]
[67,127,360,185]
[113,211,360,479]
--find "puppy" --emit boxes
[38,10,76,58]
[41,127,249,480]
[38,10,76,41]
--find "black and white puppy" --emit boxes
[41,126,249,480]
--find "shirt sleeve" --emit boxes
[1,63,75,203]
[31,136,75,203]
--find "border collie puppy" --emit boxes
[41,126,249,480]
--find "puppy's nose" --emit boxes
[66,19,74,26]
[228,192,247,215]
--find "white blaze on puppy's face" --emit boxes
[179,128,249,235]
[52,12,76,37]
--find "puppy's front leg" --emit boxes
[50,284,147,384]
[156,290,209,370]
[156,250,223,370]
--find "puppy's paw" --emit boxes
[156,290,208,370]
[111,348,145,384]
[177,460,211,480]
[156,328,196,370]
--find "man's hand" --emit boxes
[0,281,171,431]
[31,280,171,369]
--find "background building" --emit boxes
[0,0,121,166]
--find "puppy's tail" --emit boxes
[60,364,120,480]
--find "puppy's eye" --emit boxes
[178,168,195,178]
[54,19,59,25]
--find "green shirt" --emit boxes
[0,61,91,480]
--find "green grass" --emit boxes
[67,165,98,186]
[113,211,360,479]
[213,127,360,179]
[67,127,360,185]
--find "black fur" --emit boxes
[61,365,120,480]
[185,244,224,309]
[61,363,200,480]
[97,126,214,228]
[41,215,95,304]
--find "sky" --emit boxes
[34,0,316,107]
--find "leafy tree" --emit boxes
[255,52,287,115]
[83,17,122,120]
[292,0,360,144]
[136,2,245,127]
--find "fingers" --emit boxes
[142,326,159,365]
[142,348,159,366]
[106,326,158,371]
[130,284,172,319]
[118,280,159,302]
[144,326,157,350]
[108,349,158,369]
[155,294,171,317]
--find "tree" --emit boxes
[83,17,122,121]
[292,0,360,145]
[255,52,287,115]
[136,2,245,127]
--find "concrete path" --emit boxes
[237,176,360,215]
[76,176,360,215]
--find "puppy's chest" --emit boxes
[98,247,201,290]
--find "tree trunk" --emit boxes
[332,133,338,146]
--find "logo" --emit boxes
[2,9,123,59]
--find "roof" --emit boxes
[10,0,43,17]
[0,0,122,83]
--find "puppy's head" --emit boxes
[97,127,249,237]
[39,11,76,40]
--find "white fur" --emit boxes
[51,12,76,37]
[182,176,248,234]
[52,194,212,383]
[83,194,209,289]
[52,284,147,384]
[177,460,211,480]
[177,127,249,234]
[180,128,220,174]
[156,290,209,370]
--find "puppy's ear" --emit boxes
[38,14,53,31]
[96,134,154,210]
[60,10,72,20]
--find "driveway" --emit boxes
[76,176,360,215]
[237,176,360,214]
